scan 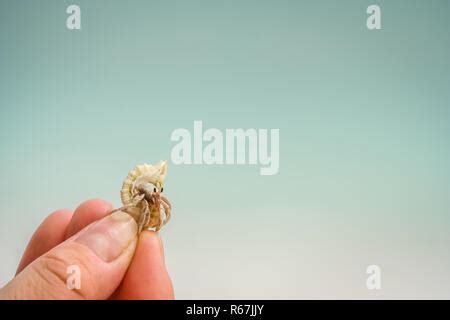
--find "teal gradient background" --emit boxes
[0,0,449,298]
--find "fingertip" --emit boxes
[47,208,73,225]
[16,209,73,274]
[114,230,174,299]
[65,198,113,239]
[140,230,162,248]
[77,198,113,215]
[145,230,167,261]
[133,230,166,270]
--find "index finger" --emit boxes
[112,230,174,299]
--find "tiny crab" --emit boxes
[116,161,172,233]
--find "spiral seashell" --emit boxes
[119,161,171,232]
[120,161,167,207]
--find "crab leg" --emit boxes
[160,195,172,209]
[160,195,172,225]
[137,199,150,233]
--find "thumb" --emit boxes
[0,211,137,300]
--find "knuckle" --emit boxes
[31,245,98,299]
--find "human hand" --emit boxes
[0,199,174,299]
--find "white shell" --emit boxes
[120,161,168,207]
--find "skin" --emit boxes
[0,199,174,300]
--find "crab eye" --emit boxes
[161,187,164,193]
[153,187,157,192]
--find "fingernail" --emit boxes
[75,211,137,262]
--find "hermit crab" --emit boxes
[112,161,172,233]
